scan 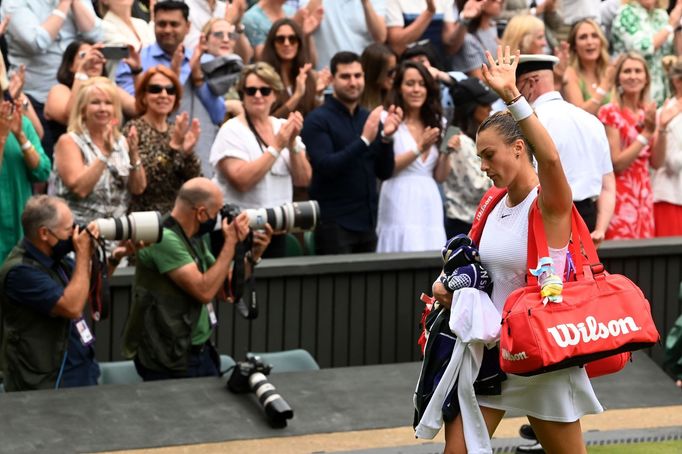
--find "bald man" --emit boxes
[121,177,268,380]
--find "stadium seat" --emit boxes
[246,349,319,374]
[220,354,236,373]
[303,230,315,255]
[98,360,143,385]
[284,233,303,257]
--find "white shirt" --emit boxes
[102,12,155,51]
[210,116,302,209]
[184,0,227,50]
[653,101,682,205]
[559,0,600,26]
[533,91,613,201]
[299,0,387,70]
[385,0,452,27]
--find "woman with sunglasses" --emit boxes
[121,65,202,215]
[261,18,330,119]
[360,43,398,110]
[376,61,449,253]
[209,63,311,258]
[50,77,147,232]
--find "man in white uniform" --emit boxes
[515,55,615,246]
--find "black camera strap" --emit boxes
[230,233,258,320]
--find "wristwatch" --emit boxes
[74,72,89,81]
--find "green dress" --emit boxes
[611,2,674,106]
[0,117,51,263]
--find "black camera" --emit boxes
[227,356,294,428]
[220,200,320,233]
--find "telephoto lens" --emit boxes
[95,211,163,243]
[227,356,294,428]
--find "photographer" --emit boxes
[121,177,271,381]
[0,195,128,392]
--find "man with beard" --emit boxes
[301,51,402,254]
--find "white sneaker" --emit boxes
[516,441,545,453]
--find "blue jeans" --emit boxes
[134,343,220,381]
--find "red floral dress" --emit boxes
[598,103,654,239]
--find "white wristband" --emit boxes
[507,96,534,122]
[266,145,280,159]
[636,134,649,146]
[665,24,674,34]
[74,72,89,82]
[595,86,608,97]
[52,9,67,20]
[21,141,32,151]
[412,148,421,157]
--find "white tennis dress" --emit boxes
[375,121,446,253]
[476,188,604,422]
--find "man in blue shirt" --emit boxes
[0,196,101,391]
[116,0,225,176]
[301,51,402,255]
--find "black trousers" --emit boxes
[314,220,377,255]
[574,197,597,232]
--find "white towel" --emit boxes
[414,288,501,454]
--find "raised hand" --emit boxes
[362,106,383,143]
[275,115,298,150]
[294,63,312,97]
[122,44,142,73]
[8,100,23,136]
[0,15,10,36]
[170,44,185,77]
[79,44,105,77]
[481,46,521,103]
[8,64,25,100]
[287,111,304,140]
[382,104,403,138]
[182,118,201,154]
[170,111,190,150]
[460,0,484,20]
[300,6,323,35]
[447,133,462,153]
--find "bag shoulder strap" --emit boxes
[526,197,602,286]
[468,186,507,245]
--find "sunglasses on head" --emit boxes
[211,31,239,41]
[146,84,177,95]
[274,34,299,45]
[243,86,273,97]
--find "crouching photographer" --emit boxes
[0,195,133,392]
[121,177,271,381]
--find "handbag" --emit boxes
[498,199,659,376]
[200,54,244,96]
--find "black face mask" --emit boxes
[51,237,74,261]
[196,213,218,237]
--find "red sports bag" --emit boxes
[497,199,659,376]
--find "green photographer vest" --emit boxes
[121,216,206,373]
[0,243,71,391]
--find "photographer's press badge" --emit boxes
[207,302,218,327]
[74,318,95,346]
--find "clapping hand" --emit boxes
[659,98,682,130]
[8,64,25,100]
[0,15,10,37]
[460,0,483,21]
[170,44,185,77]
[382,104,403,138]
[127,124,140,158]
[643,102,657,134]
[0,101,14,140]
[300,6,323,35]
[294,63,312,98]
[481,46,521,103]
[315,67,332,94]
[362,106,383,143]
[275,112,303,151]
[170,112,201,155]
[417,126,441,155]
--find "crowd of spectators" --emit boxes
[0,0,681,264]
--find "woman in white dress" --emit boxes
[376,61,450,253]
[433,47,602,453]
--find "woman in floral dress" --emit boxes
[598,53,664,239]
[610,0,682,106]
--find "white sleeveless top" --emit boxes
[475,188,603,422]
